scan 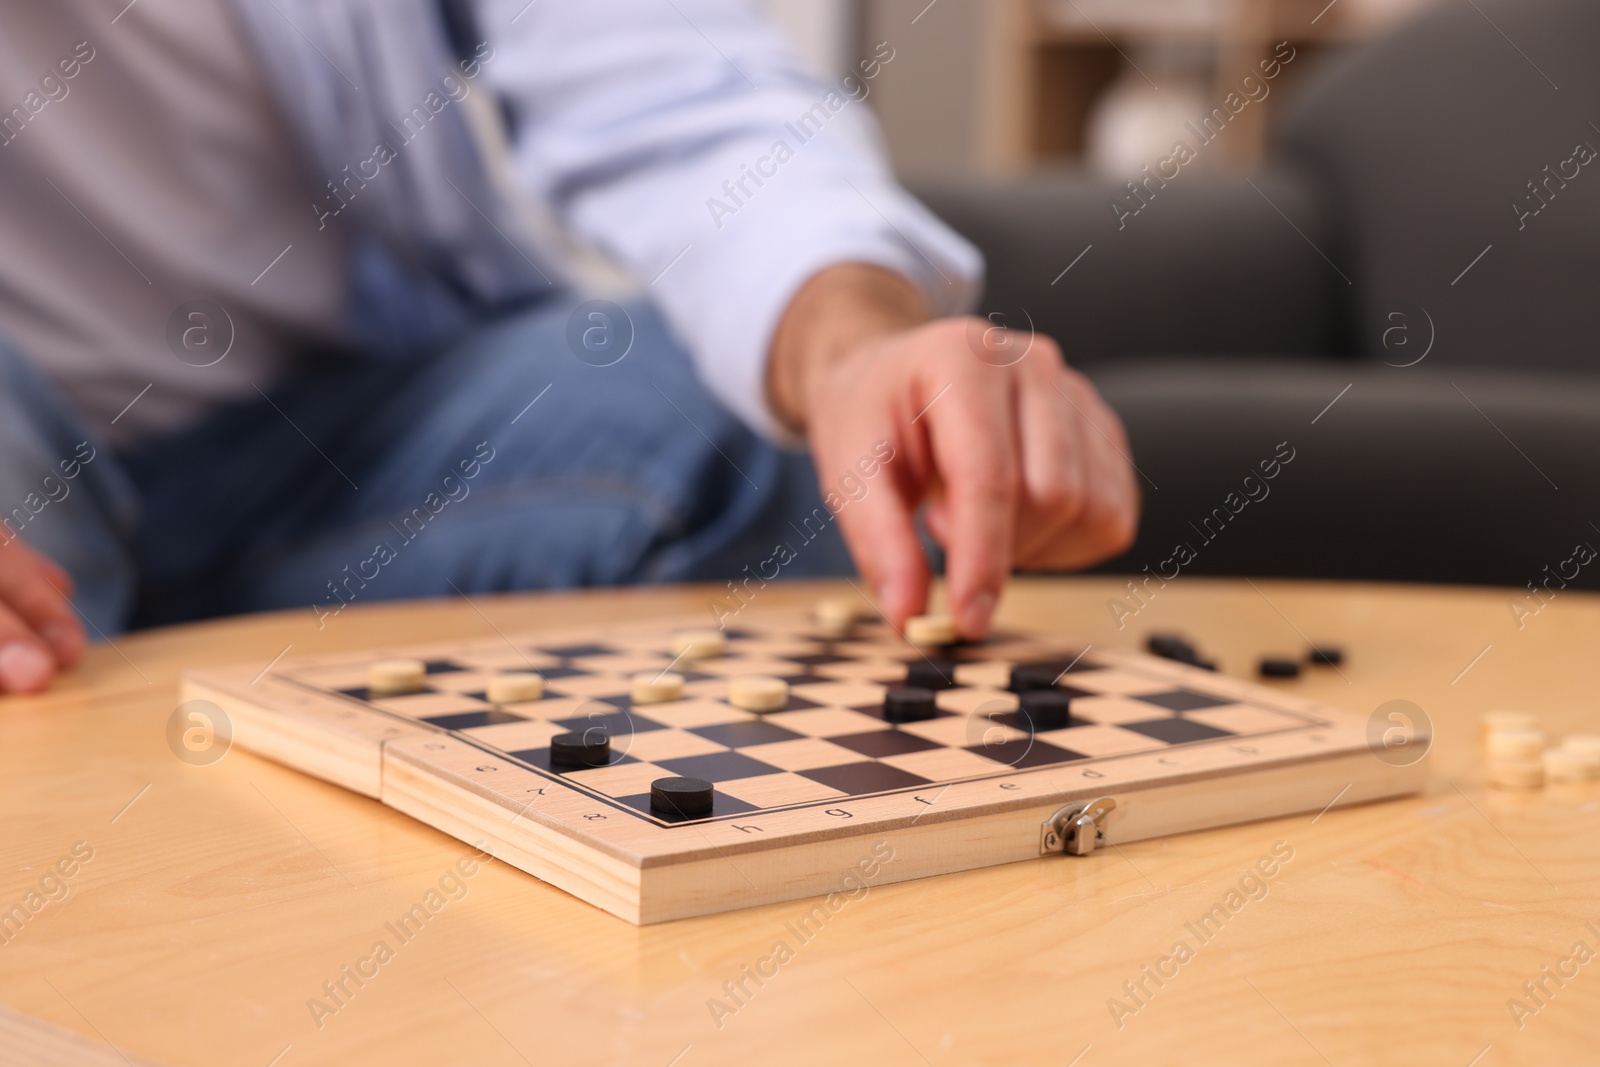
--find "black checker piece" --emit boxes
[849,701,954,724]
[799,762,930,795]
[1135,689,1232,712]
[508,745,636,772]
[655,751,782,783]
[691,721,805,748]
[423,708,526,730]
[1122,718,1232,744]
[827,730,942,759]
[614,791,758,821]
[966,738,1088,768]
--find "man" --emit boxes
[0,0,1137,694]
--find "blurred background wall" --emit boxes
[768,0,1441,179]
[759,0,1600,599]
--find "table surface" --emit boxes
[1,577,1596,1067]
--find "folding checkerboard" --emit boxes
[182,609,1425,923]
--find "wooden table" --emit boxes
[1,578,1595,1066]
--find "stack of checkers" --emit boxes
[1481,710,1600,789]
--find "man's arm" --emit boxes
[473,0,980,439]
[476,0,1138,633]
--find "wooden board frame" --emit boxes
[182,611,1427,923]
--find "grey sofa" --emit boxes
[912,0,1600,592]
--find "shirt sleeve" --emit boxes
[472,0,984,442]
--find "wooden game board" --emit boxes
[182,610,1427,923]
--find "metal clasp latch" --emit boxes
[1039,796,1117,856]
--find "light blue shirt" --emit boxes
[232,0,983,440]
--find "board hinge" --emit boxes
[1039,796,1117,856]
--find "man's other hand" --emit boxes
[0,537,84,693]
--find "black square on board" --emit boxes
[552,710,668,737]
[1136,690,1231,712]
[538,665,588,681]
[423,660,468,674]
[1122,718,1232,744]
[799,762,930,795]
[656,750,782,783]
[966,738,1087,768]
[540,643,615,659]
[423,709,526,730]
[691,721,805,748]
[827,730,943,759]
[788,652,850,667]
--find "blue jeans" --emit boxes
[0,298,850,634]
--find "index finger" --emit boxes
[818,437,931,631]
[922,376,1018,639]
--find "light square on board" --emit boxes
[1064,669,1179,697]
[717,772,847,807]
[791,680,887,708]
[1070,695,1177,725]
[687,657,806,679]
[684,677,734,701]
[451,649,562,672]
[632,699,748,729]
[621,729,730,763]
[503,695,595,721]
[560,760,671,798]
[424,669,504,695]
[569,652,671,675]
[1035,722,1168,757]
[370,692,492,717]
[289,664,376,690]
[545,674,632,699]
[464,719,568,753]
[1186,705,1310,734]
[766,707,884,738]
[897,714,1025,748]
[811,659,909,684]
[723,637,827,660]
[832,640,917,662]
[979,639,1063,662]
[739,737,871,772]
[951,662,1011,689]
[935,687,1018,715]
[879,746,1006,782]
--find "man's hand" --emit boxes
[768,264,1139,639]
[0,538,84,693]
